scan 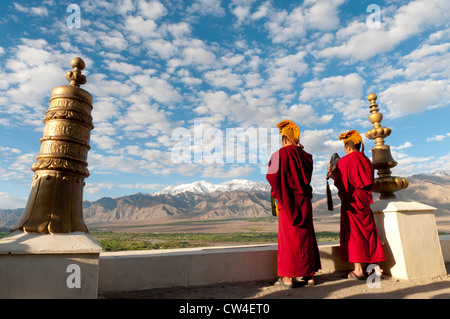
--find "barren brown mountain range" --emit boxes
[1,173,449,230]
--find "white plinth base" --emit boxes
[0,231,103,299]
[372,200,447,280]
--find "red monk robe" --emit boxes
[266,145,321,278]
[333,151,385,264]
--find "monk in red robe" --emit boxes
[328,130,385,279]
[266,120,321,288]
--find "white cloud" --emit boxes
[401,44,450,80]
[279,104,333,128]
[265,6,307,44]
[253,51,310,92]
[13,3,49,17]
[117,103,172,137]
[318,0,450,60]
[428,27,450,43]
[146,39,177,59]
[131,74,182,104]
[182,43,216,66]
[195,90,240,117]
[0,39,86,126]
[1,0,449,202]
[0,148,35,183]
[124,15,160,40]
[394,141,413,150]
[301,129,342,155]
[204,68,243,89]
[104,60,143,75]
[85,73,135,98]
[93,122,120,137]
[304,0,345,31]
[220,53,245,67]
[427,133,450,142]
[88,152,145,174]
[98,30,129,51]
[177,69,203,86]
[331,99,369,125]
[377,42,450,82]
[380,79,450,118]
[189,0,226,17]
[300,73,365,101]
[0,192,27,209]
[115,0,134,15]
[392,0,449,35]
[232,5,251,25]
[167,22,192,38]
[0,146,21,156]
[91,134,119,151]
[404,43,450,61]
[390,150,437,177]
[85,181,162,195]
[195,89,279,126]
[273,51,308,74]
[250,1,271,21]
[243,72,263,88]
[80,0,117,14]
[201,164,255,178]
[264,0,344,44]
[138,0,167,20]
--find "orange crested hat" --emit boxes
[277,120,301,146]
[338,130,364,151]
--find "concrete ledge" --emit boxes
[0,231,103,254]
[0,231,102,299]
[98,244,278,292]
[98,236,450,293]
[441,235,450,263]
[98,242,353,292]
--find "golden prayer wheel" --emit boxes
[11,57,93,234]
[365,93,408,200]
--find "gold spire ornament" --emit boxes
[11,58,94,234]
[365,93,408,200]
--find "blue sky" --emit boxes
[0,0,449,208]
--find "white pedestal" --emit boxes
[0,231,103,299]
[372,200,447,280]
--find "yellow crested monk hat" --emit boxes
[277,120,303,147]
[338,129,364,151]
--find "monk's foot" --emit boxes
[367,265,383,277]
[347,271,365,280]
[302,276,315,286]
[274,277,294,288]
[281,277,293,285]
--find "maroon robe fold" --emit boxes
[333,151,385,264]
[266,145,321,277]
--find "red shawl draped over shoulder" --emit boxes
[333,151,385,264]
[266,145,321,277]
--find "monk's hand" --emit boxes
[326,164,333,179]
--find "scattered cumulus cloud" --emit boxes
[0,0,449,201]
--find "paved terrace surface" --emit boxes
[99,263,450,300]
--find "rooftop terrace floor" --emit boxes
[99,263,450,300]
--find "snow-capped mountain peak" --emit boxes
[154,179,270,195]
[431,169,450,177]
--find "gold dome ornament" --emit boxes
[365,93,408,200]
[11,58,94,234]
[65,57,87,87]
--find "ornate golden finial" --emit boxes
[65,57,87,87]
[11,57,94,234]
[365,93,408,200]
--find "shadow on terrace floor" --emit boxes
[99,263,450,299]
